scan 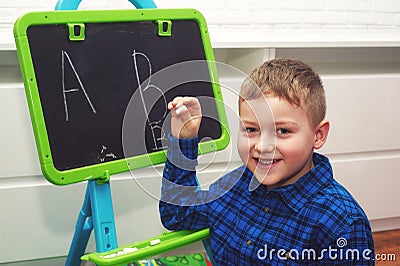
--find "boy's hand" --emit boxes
[168,96,202,139]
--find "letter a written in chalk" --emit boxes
[61,50,96,122]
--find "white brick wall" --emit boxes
[1,0,400,47]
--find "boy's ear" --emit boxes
[314,120,330,149]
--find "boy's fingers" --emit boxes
[172,96,184,105]
[182,97,201,115]
[168,97,185,111]
[169,96,201,119]
[175,105,188,116]
[182,97,198,107]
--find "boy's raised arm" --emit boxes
[159,96,209,231]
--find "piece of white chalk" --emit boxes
[175,105,187,115]
[123,247,138,253]
[101,247,138,258]
[150,239,161,246]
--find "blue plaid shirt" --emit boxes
[159,135,374,265]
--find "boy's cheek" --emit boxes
[237,135,251,164]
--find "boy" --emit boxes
[159,59,374,265]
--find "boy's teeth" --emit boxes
[259,159,274,165]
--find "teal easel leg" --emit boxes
[88,180,118,252]
[65,185,93,266]
[66,180,118,265]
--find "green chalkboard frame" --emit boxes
[14,9,229,185]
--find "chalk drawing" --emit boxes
[132,50,167,151]
[99,145,117,163]
[61,50,96,121]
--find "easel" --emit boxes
[54,1,157,266]
[52,1,217,265]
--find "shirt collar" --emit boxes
[249,153,334,212]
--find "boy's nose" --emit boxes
[255,139,275,154]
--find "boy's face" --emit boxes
[237,95,324,190]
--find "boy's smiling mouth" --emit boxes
[255,158,281,169]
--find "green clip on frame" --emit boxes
[14,7,228,266]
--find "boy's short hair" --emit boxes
[239,58,326,127]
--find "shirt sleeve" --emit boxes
[159,134,209,231]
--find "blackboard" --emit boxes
[14,9,229,185]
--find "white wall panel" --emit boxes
[331,156,400,220]
[0,86,41,178]
[321,75,400,154]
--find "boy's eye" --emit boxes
[245,127,258,134]
[277,128,291,135]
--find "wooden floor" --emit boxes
[373,229,400,265]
